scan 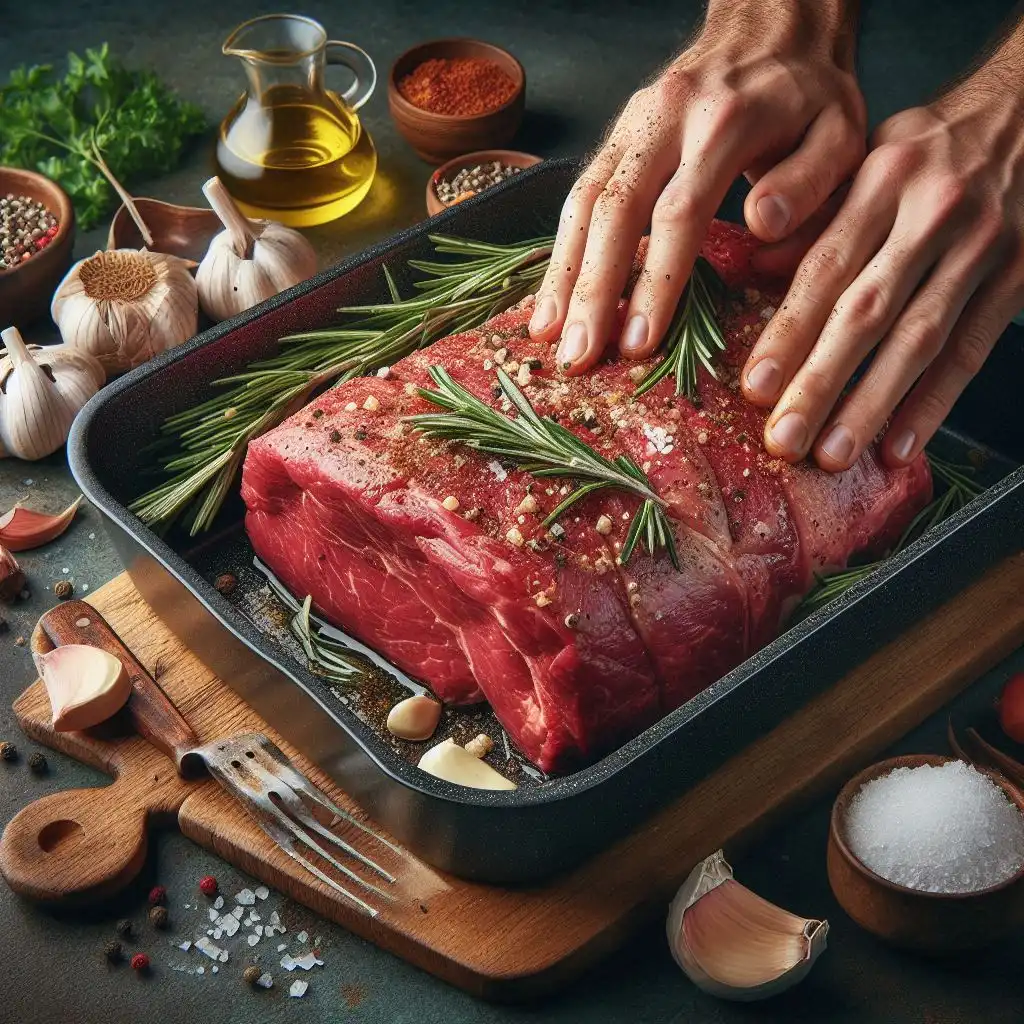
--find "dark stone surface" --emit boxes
[1,1,1022,1020]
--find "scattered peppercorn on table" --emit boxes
[2,1,1023,1021]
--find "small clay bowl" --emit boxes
[425,149,542,217]
[389,39,526,164]
[0,168,75,329]
[108,198,222,264]
[828,753,1024,953]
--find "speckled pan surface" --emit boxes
[67,159,1024,882]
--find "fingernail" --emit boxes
[769,411,809,455]
[621,313,649,353]
[557,321,588,368]
[745,358,782,400]
[530,295,556,335]
[756,195,791,239]
[892,429,917,462]
[820,423,856,465]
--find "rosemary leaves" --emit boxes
[409,366,680,567]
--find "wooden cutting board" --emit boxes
[3,558,1024,1001]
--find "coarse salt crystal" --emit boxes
[441,495,460,511]
[297,931,309,943]
[294,953,323,970]
[345,401,357,412]
[212,966,219,974]
[505,526,524,547]
[363,395,380,412]
[222,916,239,938]
[213,929,222,940]
[517,363,532,387]
[488,460,507,482]
[257,972,274,989]
[255,886,269,900]
[208,908,219,922]
[290,980,309,998]
[278,944,287,952]
[846,760,1024,894]
[248,934,261,947]
[195,937,224,961]
[376,366,391,378]
[230,905,245,919]
[281,954,297,971]
[534,592,552,608]
[213,896,224,910]
[595,515,613,536]
[235,888,256,906]
[218,950,229,963]
[178,941,192,952]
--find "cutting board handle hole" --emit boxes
[38,819,83,852]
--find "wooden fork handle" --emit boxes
[39,600,199,772]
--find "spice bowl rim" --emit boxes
[388,37,526,123]
[0,166,75,280]
[830,752,1024,902]
[426,149,543,216]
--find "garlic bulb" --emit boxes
[51,248,198,375]
[418,738,517,790]
[667,850,828,1002]
[36,644,131,732]
[196,176,317,322]
[0,327,105,461]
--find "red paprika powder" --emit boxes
[398,57,517,116]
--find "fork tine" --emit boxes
[258,819,378,917]
[242,757,396,883]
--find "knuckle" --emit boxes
[912,386,954,426]
[867,141,918,180]
[949,329,992,377]
[594,177,642,219]
[893,315,946,363]
[931,176,969,221]
[652,187,700,228]
[798,244,846,287]
[841,281,890,331]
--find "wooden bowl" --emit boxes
[0,168,75,329]
[389,39,526,164]
[108,198,221,264]
[426,150,542,216]
[828,753,1024,953]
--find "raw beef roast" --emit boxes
[242,222,933,772]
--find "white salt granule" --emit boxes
[255,886,270,901]
[846,760,1024,894]
[290,980,309,998]
[235,888,256,906]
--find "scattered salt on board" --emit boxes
[846,760,1024,893]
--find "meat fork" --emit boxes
[32,601,398,916]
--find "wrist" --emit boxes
[702,0,860,68]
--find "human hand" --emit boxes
[530,0,865,374]
[742,73,1024,471]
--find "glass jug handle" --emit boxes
[325,41,377,112]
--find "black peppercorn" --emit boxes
[354,428,367,441]
[54,580,74,600]
[214,573,237,596]
[27,751,47,774]
[0,741,17,762]
[104,940,123,962]
[312,409,324,419]
[115,918,133,938]
[243,965,262,986]
[329,430,341,443]
[149,905,169,930]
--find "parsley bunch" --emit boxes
[0,44,207,229]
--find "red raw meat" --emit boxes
[242,222,933,772]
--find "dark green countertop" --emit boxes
[2,2,1022,1020]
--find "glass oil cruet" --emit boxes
[216,14,378,227]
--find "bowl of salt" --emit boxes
[828,754,1024,953]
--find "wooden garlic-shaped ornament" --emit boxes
[0,327,105,461]
[196,176,317,322]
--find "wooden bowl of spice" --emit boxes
[0,168,75,329]
[828,754,1024,953]
[426,150,542,216]
[389,39,526,163]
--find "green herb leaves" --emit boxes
[409,366,680,568]
[633,257,726,400]
[1,44,206,228]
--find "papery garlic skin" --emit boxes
[196,177,317,323]
[0,328,105,461]
[51,249,199,375]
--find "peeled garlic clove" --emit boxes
[0,545,26,602]
[36,644,132,732]
[464,733,494,758]
[667,850,827,1002]
[0,495,82,551]
[386,694,442,741]
[196,177,318,323]
[418,738,517,790]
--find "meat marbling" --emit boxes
[242,222,933,773]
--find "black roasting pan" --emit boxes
[67,159,1024,882]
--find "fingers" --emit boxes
[741,162,900,409]
[881,272,1021,466]
[810,230,999,471]
[557,145,679,372]
[529,142,623,344]
[762,204,951,463]
[744,108,865,242]
[748,188,848,280]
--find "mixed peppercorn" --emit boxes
[434,160,523,207]
[0,193,60,271]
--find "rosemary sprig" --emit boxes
[290,596,363,685]
[633,257,726,400]
[409,366,680,567]
[797,452,986,614]
[129,234,553,535]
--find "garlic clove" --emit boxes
[196,177,318,323]
[0,545,26,602]
[464,733,494,759]
[417,738,517,790]
[386,694,442,741]
[0,495,82,551]
[36,643,132,732]
[666,850,827,1002]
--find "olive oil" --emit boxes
[215,86,377,227]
